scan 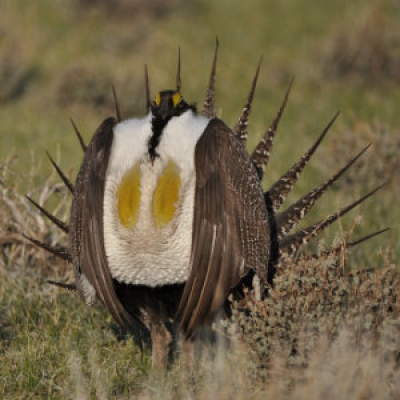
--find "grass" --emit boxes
[1,0,400,398]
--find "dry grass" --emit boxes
[1,0,399,398]
[325,120,400,193]
[71,0,190,19]
[1,148,399,399]
[323,3,400,83]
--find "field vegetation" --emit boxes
[1,0,399,398]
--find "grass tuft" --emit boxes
[1,144,399,399]
[1,1,399,398]
[324,3,400,83]
[56,63,114,111]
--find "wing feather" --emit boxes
[176,118,270,337]
[70,117,138,330]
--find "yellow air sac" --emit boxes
[117,163,141,228]
[153,161,181,227]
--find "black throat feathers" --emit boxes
[148,90,196,162]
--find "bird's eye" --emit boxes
[154,93,161,106]
[172,92,182,107]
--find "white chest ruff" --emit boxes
[103,112,209,287]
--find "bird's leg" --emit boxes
[150,322,173,369]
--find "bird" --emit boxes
[24,41,386,368]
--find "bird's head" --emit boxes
[151,90,196,122]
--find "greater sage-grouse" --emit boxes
[25,42,385,368]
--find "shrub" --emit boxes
[324,5,400,83]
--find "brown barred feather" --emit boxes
[144,65,151,112]
[46,151,75,194]
[251,78,293,180]
[47,280,76,290]
[201,38,219,118]
[345,228,390,248]
[70,118,87,152]
[23,233,72,262]
[176,48,181,92]
[279,228,389,264]
[25,195,69,234]
[275,144,371,239]
[319,228,390,259]
[267,112,340,212]
[69,117,139,332]
[233,57,262,143]
[176,118,269,338]
[279,184,385,255]
[24,45,388,368]
[112,85,122,122]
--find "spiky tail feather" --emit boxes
[23,233,71,262]
[47,280,76,290]
[25,195,69,234]
[314,228,391,260]
[144,65,151,113]
[278,184,385,256]
[45,152,75,194]
[70,118,87,152]
[267,112,340,213]
[201,38,219,119]
[275,144,372,239]
[233,57,262,143]
[251,78,293,180]
[25,54,387,303]
[112,85,122,122]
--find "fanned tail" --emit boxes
[233,57,262,143]
[345,228,390,248]
[46,151,75,194]
[26,52,388,304]
[281,228,390,261]
[202,38,219,118]
[25,195,69,233]
[278,184,385,255]
[23,233,72,262]
[112,85,122,122]
[144,65,151,112]
[24,117,87,283]
[275,144,371,239]
[32,126,85,231]
[176,48,181,92]
[70,118,87,152]
[47,280,76,290]
[316,228,390,259]
[251,79,293,180]
[267,112,340,212]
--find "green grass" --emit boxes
[2,0,399,165]
[1,0,400,398]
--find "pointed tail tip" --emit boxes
[348,227,390,248]
[44,151,75,194]
[69,117,87,151]
[111,84,122,122]
[24,195,69,233]
[326,110,341,130]
[47,280,77,291]
[176,47,181,92]
[144,64,151,112]
[201,39,220,118]
[258,54,264,66]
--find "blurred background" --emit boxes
[0,2,400,397]
[1,0,399,263]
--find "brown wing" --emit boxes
[176,118,270,338]
[69,117,137,330]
